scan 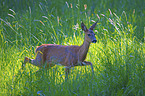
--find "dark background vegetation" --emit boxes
[0,0,145,41]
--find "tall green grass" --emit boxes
[0,0,145,95]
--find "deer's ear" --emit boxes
[89,20,99,30]
[81,22,88,32]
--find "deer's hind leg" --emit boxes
[22,52,43,69]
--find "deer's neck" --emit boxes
[78,36,90,61]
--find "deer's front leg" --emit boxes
[65,67,70,80]
[82,61,94,74]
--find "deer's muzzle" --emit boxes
[92,40,97,43]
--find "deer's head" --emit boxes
[81,21,98,43]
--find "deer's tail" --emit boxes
[35,46,43,53]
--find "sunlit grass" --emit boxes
[0,0,145,95]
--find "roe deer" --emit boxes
[23,21,98,76]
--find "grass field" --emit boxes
[0,0,145,95]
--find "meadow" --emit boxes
[0,0,145,95]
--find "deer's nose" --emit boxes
[92,40,97,43]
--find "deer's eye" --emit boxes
[88,34,91,36]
